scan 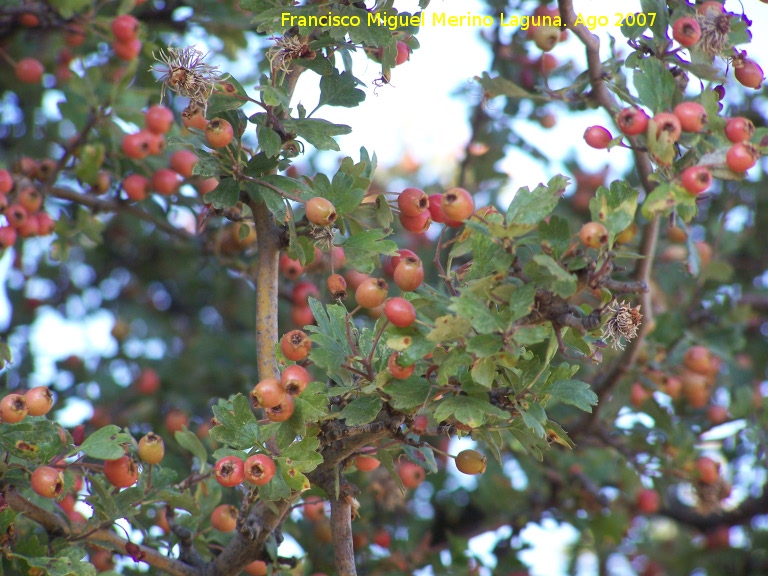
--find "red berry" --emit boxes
[122,132,150,160]
[251,377,286,409]
[398,461,425,489]
[164,408,189,434]
[144,105,174,135]
[674,102,707,133]
[636,488,660,514]
[455,449,487,475]
[395,41,410,66]
[15,58,44,84]
[205,118,234,148]
[306,197,337,226]
[680,166,712,195]
[123,174,149,201]
[427,193,446,223]
[6,204,28,229]
[355,277,389,308]
[384,297,416,328]
[672,17,701,47]
[279,253,304,280]
[393,255,424,292]
[169,149,198,178]
[0,394,27,423]
[725,142,759,172]
[397,187,429,217]
[280,330,312,361]
[24,386,53,416]
[63,23,87,47]
[617,108,649,136]
[683,345,716,375]
[152,169,180,196]
[695,456,719,484]
[0,170,13,194]
[31,466,65,499]
[18,187,43,214]
[388,352,415,379]
[103,455,139,488]
[583,126,612,149]
[281,365,310,396]
[292,281,319,306]
[441,187,475,221]
[735,58,765,90]
[0,226,17,248]
[653,113,682,143]
[399,211,432,233]
[113,38,142,61]
[111,14,140,41]
[327,273,347,299]
[373,529,391,548]
[724,117,754,143]
[579,221,608,248]
[34,212,55,236]
[138,432,165,465]
[265,394,295,422]
[302,497,326,521]
[214,456,245,487]
[210,504,238,532]
[355,454,381,471]
[244,561,268,576]
[244,454,277,485]
[135,368,160,395]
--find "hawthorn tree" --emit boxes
[0,0,767,575]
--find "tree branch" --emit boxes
[660,485,768,530]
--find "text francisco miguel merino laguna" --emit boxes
[281,11,565,30]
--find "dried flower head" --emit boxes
[602,300,642,350]
[151,46,220,113]
[267,35,315,74]
[697,4,731,57]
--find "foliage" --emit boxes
[0,0,767,575]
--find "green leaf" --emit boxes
[471,357,497,388]
[519,402,547,438]
[338,230,397,273]
[403,442,438,474]
[257,124,282,158]
[79,425,133,460]
[283,118,351,151]
[209,395,260,450]
[207,73,248,116]
[191,153,219,178]
[337,396,382,426]
[589,181,639,245]
[175,428,209,472]
[317,70,366,109]
[449,293,501,334]
[282,436,324,472]
[466,334,503,357]
[505,175,568,237]
[633,58,677,114]
[10,547,97,576]
[476,71,547,101]
[0,418,64,464]
[383,378,435,411]
[259,460,293,502]
[433,396,509,428]
[427,315,472,342]
[640,0,668,41]
[537,215,571,259]
[203,178,239,209]
[546,379,598,412]
[523,254,577,297]
[508,283,536,323]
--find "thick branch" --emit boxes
[250,199,282,382]
[330,495,357,576]
[661,485,768,530]
[49,186,199,244]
